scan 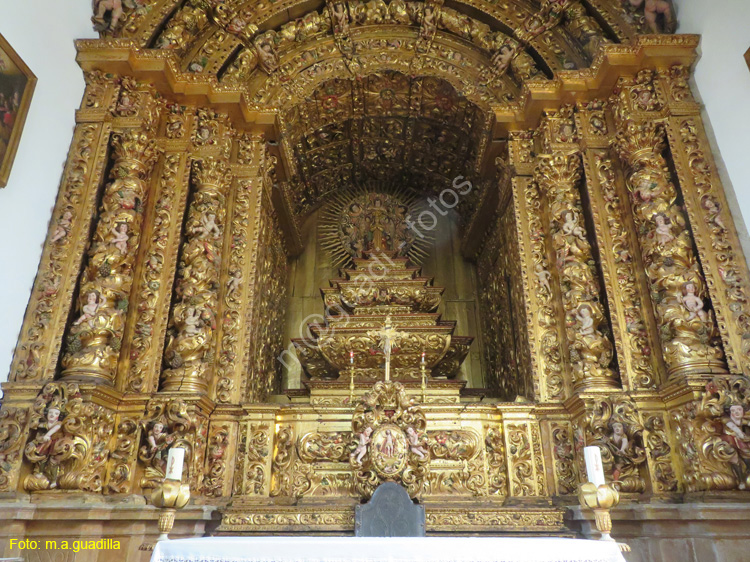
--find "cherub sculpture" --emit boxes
[193,212,221,240]
[50,211,73,243]
[92,0,136,32]
[406,427,428,460]
[110,222,130,254]
[680,282,708,322]
[628,0,673,34]
[73,291,101,327]
[351,427,373,464]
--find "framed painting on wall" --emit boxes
[0,32,36,188]
[746,47,750,73]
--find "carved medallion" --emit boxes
[350,381,430,499]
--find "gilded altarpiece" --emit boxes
[4,0,750,553]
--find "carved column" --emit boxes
[576,101,663,390]
[160,157,231,395]
[509,133,570,401]
[660,65,750,377]
[60,129,159,384]
[535,151,620,391]
[614,118,727,378]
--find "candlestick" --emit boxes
[584,446,606,487]
[350,350,354,364]
[165,447,185,481]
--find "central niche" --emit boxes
[320,186,432,266]
[282,187,485,390]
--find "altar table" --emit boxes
[150,536,627,562]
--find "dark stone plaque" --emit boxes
[355,481,425,537]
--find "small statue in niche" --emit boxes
[50,211,73,243]
[420,4,438,40]
[351,427,373,464]
[680,282,708,322]
[491,42,516,75]
[110,222,130,254]
[115,90,137,116]
[720,404,750,490]
[182,307,204,337]
[255,37,279,73]
[73,291,101,328]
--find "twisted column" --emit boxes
[160,157,231,394]
[614,119,726,378]
[60,129,158,384]
[535,151,620,390]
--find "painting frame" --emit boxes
[745,47,750,73]
[0,32,36,188]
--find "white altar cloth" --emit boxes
[150,537,626,562]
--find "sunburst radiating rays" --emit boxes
[319,182,434,268]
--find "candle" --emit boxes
[584,446,606,487]
[165,447,185,481]
[421,351,425,364]
[350,351,354,364]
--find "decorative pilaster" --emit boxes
[118,151,191,394]
[658,67,750,376]
[160,157,231,395]
[576,102,663,390]
[61,129,159,385]
[214,137,268,404]
[614,118,727,378]
[535,151,620,391]
[9,118,111,382]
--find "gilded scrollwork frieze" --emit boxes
[105,414,140,494]
[233,422,271,496]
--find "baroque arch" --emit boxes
[8,0,750,553]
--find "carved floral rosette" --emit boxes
[584,396,646,493]
[23,382,114,492]
[137,398,197,489]
[350,381,430,499]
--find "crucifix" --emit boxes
[367,315,406,382]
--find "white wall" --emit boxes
[677,1,750,257]
[0,2,97,385]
